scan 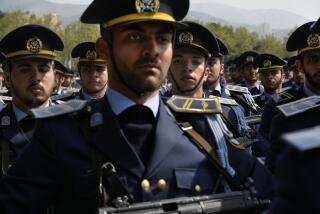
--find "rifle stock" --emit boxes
[99,190,270,214]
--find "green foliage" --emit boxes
[0,10,99,68]
[206,22,292,58]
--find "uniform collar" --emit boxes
[12,101,51,122]
[12,104,28,122]
[81,89,96,101]
[214,83,222,94]
[106,87,159,118]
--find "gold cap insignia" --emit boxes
[179,32,193,44]
[26,37,42,53]
[307,33,320,47]
[86,50,97,60]
[246,56,254,63]
[263,59,272,68]
[136,0,160,15]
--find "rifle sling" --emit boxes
[178,121,243,190]
[1,139,10,174]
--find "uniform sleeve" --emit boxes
[269,147,320,213]
[266,114,290,173]
[0,119,59,214]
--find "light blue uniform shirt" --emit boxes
[106,87,159,118]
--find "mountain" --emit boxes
[1,0,86,24]
[190,2,309,30]
[0,0,310,38]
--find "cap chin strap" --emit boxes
[106,31,146,97]
[169,65,207,94]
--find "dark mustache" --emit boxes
[27,82,44,91]
[135,57,159,66]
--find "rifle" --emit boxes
[245,114,262,126]
[99,190,270,214]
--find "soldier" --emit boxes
[237,51,264,95]
[62,67,77,92]
[52,60,68,96]
[0,0,274,213]
[269,125,320,213]
[0,24,64,174]
[168,20,273,195]
[71,41,108,100]
[282,55,305,90]
[203,38,250,137]
[253,53,287,108]
[265,18,320,172]
[226,57,245,85]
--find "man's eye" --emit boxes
[39,66,50,73]
[129,34,142,40]
[158,35,171,43]
[173,58,182,64]
[192,59,202,65]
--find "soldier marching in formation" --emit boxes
[0,0,319,213]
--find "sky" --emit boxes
[49,0,319,20]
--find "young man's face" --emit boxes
[63,76,74,87]
[204,57,223,87]
[107,22,174,94]
[241,63,259,84]
[6,58,55,108]
[259,69,282,92]
[79,64,108,94]
[170,47,207,91]
[299,50,320,91]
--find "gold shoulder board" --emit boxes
[166,95,222,114]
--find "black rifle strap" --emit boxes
[178,122,243,190]
[220,111,241,138]
[1,138,10,174]
[229,91,259,114]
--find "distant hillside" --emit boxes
[1,0,86,24]
[0,0,310,38]
[191,2,308,29]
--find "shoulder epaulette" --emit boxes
[282,126,320,152]
[31,99,87,119]
[208,95,238,106]
[0,95,12,101]
[166,95,222,114]
[225,85,249,93]
[0,89,8,94]
[50,92,76,101]
[277,96,320,117]
[277,89,299,104]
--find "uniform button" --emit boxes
[194,185,201,193]
[141,179,150,191]
[157,179,166,190]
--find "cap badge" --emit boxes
[26,37,42,53]
[307,33,320,47]
[246,56,254,63]
[136,0,160,15]
[263,59,272,68]
[179,32,193,44]
[86,50,97,60]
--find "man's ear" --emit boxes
[296,59,303,71]
[220,63,225,76]
[96,37,109,60]
[3,70,11,90]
